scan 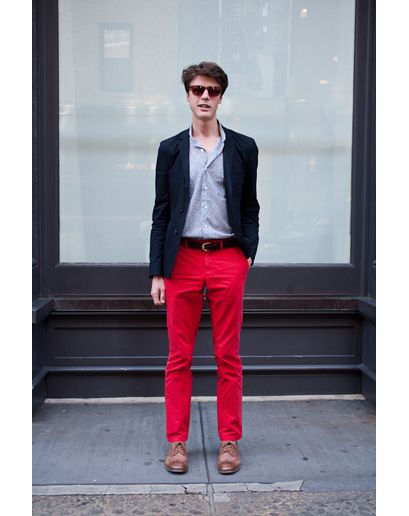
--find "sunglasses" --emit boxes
[189,85,222,98]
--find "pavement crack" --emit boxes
[207,484,216,516]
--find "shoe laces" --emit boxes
[220,441,238,457]
[171,441,187,456]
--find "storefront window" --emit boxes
[59,0,355,263]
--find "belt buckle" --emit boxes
[201,242,212,251]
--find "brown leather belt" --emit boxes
[181,237,239,252]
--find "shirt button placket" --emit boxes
[202,149,209,239]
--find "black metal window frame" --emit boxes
[35,0,375,297]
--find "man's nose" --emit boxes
[201,88,210,100]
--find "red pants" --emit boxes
[164,243,249,442]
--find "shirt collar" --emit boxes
[189,121,226,143]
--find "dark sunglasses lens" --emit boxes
[190,86,205,96]
[208,87,221,97]
[190,86,221,97]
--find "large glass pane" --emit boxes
[59,0,355,263]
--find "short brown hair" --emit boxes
[181,62,228,95]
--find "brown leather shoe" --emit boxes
[217,440,241,474]
[165,441,188,473]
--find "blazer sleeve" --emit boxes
[148,142,171,278]
[241,139,260,265]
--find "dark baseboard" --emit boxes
[43,367,362,399]
[32,376,47,414]
[32,296,376,410]
[361,369,376,407]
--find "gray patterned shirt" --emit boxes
[182,122,234,239]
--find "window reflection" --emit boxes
[103,28,130,59]
[59,0,355,264]
[100,24,132,92]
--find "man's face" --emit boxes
[186,75,222,123]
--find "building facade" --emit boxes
[32,0,375,411]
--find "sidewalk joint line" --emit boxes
[198,402,211,485]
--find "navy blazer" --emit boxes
[149,126,260,278]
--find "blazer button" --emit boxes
[173,229,178,235]
[179,208,184,212]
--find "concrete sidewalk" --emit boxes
[32,396,375,514]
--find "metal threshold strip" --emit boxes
[43,394,365,404]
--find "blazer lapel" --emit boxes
[178,131,190,187]
[223,129,234,199]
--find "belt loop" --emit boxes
[220,239,223,249]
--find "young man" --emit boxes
[149,62,259,474]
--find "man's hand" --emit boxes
[151,276,166,305]
[247,257,252,268]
